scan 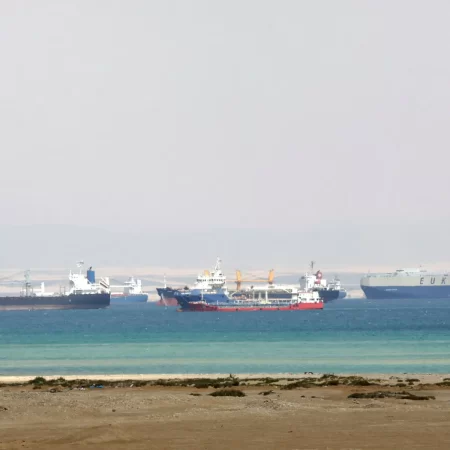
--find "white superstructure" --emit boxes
[18,262,110,297]
[68,262,110,295]
[110,276,145,295]
[191,257,228,292]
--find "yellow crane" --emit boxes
[234,269,274,291]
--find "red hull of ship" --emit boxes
[157,298,178,307]
[182,302,324,312]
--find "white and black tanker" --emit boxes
[0,262,110,310]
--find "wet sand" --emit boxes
[1,374,450,449]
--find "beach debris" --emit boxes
[209,389,246,397]
[258,390,275,396]
[348,391,435,401]
[254,377,280,386]
[189,393,201,396]
[281,378,318,390]
[152,376,239,389]
[282,375,377,390]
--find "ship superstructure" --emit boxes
[300,262,340,302]
[156,257,226,305]
[111,277,148,304]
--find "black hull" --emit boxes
[316,288,339,302]
[0,293,110,311]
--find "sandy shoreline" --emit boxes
[1,372,449,384]
[2,374,450,449]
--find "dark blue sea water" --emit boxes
[1,299,449,376]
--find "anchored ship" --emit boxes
[156,258,227,306]
[300,262,341,302]
[361,268,450,299]
[156,285,183,306]
[330,276,347,299]
[160,258,343,309]
[0,262,110,310]
[110,277,148,304]
[175,289,323,312]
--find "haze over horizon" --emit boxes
[1,1,449,268]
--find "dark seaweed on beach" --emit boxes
[348,391,435,401]
[281,378,318,390]
[340,376,374,386]
[209,389,246,397]
[281,375,376,390]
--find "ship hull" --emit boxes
[361,285,450,300]
[156,287,184,306]
[175,293,323,312]
[316,288,339,302]
[180,301,323,312]
[110,294,148,304]
[0,293,111,311]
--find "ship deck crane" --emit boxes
[0,270,32,295]
[233,269,275,291]
[108,278,130,289]
[0,270,29,282]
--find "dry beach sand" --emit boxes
[1,373,450,449]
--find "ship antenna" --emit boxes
[76,260,84,275]
[163,274,167,288]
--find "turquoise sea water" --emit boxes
[1,299,450,375]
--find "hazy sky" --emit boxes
[1,1,449,232]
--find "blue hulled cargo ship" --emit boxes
[361,268,450,299]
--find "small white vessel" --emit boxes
[110,277,148,304]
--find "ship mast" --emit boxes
[24,270,31,296]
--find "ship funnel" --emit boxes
[87,268,96,284]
